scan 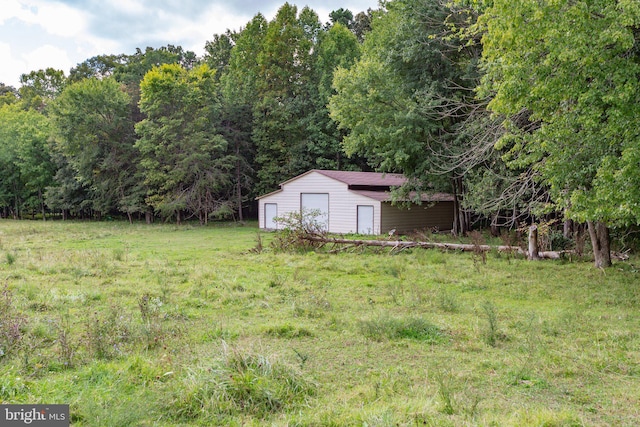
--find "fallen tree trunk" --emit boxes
[302,235,565,260]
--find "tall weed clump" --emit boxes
[0,284,26,360]
[84,306,131,360]
[169,345,316,421]
[359,315,446,343]
[138,293,165,349]
[482,301,505,347]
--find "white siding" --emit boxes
[258,171,381,234]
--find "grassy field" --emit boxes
[0,220,639,426]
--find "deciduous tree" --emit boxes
[480,0,640,267]
[136,64,234,224]
[50,77,140,219]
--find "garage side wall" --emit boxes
[259,172,381,234]
[380,201,454,234]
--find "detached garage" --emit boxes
[257,170,455,235]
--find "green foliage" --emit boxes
[330,0,481,182]
[481,0,640,227]
[50,77,139,216]
[136,63,235,223]
[5,252,16,265]
[18,68,67,111]
[84,306,131,360]
[270,209,327,252]
[252,4,321,194]
[482,300,503,347]
[0,83,18,106]
[137,293,166,350]
[308,22,365,171]
[0,104,54,218]
[204,32,235,78]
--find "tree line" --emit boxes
[0,5,371,224]
[1,0,639,267]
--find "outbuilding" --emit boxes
[257,170,455,235]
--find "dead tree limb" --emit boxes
[302,235,565,259]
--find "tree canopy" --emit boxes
[480,0,640,265]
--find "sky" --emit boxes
[0,0,380,88]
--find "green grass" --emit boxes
[0,219,639,425]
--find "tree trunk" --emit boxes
[451,176,468,236]
[235,148,244,222]
[587,221,612,268]
[528,225,540,260]
[39,189,46,221]
[563,216,572,239]
[490,213,500,237]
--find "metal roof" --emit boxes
[350,190,455,203]
[256,170,454,202]
[312,170,407,187]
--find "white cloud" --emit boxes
[22,44,74,74]
[0,0,31,24]
[0,42,28,87]
[0,43,73,87]
[1,0,88,37]
[33,2,88,37]
[103,0,145,16]
[147,3,252,54]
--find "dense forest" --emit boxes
[1,0,639,267]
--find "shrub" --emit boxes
[271,210,326,253]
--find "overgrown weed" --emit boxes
[85,306,131,360]
[0,284,26,360]
[481,301,505,347]
[168,344,316,420]
[359,315,445,343]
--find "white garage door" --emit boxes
[264,203,278,229]
[300,193,329,231]
[357,205,374,234]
